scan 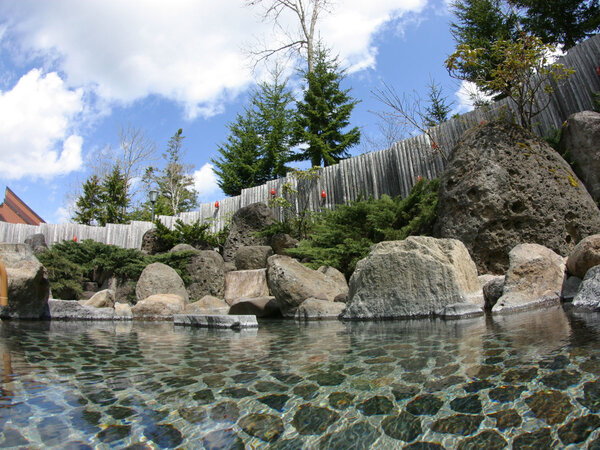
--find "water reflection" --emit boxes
[0,307,597,448]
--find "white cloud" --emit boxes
[453,80,494,114]
[0,69,84,180]
[193,163,221,202]
[0,0,428,118]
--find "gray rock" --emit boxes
[223,202,275,262]
[317,266,349,296]
[229,296,280,317]
[294,298,346,321]
[342,236,483,320]
[224,269,270,305]
[234,246,273,270]
[135,263,189,303]
[435,121,600,274]
[493,244,565,313]
[45,299,121,320]
[567,234,600,279]
[270,233,299,254]
[174,314,258,329]
[169,243,198,253]
[482,275,505,310]
[24,233,48,254]
[267,255,349,318]
[131,293,186,319]
[0,243,49,319]
[184,295,229,314]
[561,276,582,301]
[437,302,484,318]
[114,302,133,318]
[186,250,225,300]
[140,228,170,255]
[573,266,600,310]
[84,289,115,308]
[559,110,600,204]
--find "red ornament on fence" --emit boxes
[73,236,78,243]
[596,66,600,76]
[270,188,276,197]
[214,201,219,209]
[321,190,327,200]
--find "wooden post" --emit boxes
[0,260,7,307]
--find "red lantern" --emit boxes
[417,175,422,182]
[73,236,78,243]
[596,66,600,76]
[321,190,327,200]
[270,188,276,196]
[214,201,219,209]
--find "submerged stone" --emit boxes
[457,430,507,450]
[0,428,29,447]
[358,395,395,416]
[201,429,245,450]
[463,380,494,393]
[270,437,306,449]
[37,417,70,446]
[273,372,304,385]
[392,384,420,401]
[310,371,346,386]
[425,376,465,392]
[107,406,135,420]
[292,404,339,435]
[258,394,290,412]
[210,401,240,423]
[382,411,422,442]
[580,358,600,375]
[219,387,256,399]
[239,413,284,443]
[557,414,600,445]
[144,424,183,448]
[178,406,208,423]
[317,421,380,449]
[526,390,573,425]
[540,370,581,389]
[406,394,444,416]
[293,383,319,400]
[430,414,483,436]
[539,354,570,370]
[450,395,482,414]
[466,365,502,379]
[488,385,526,403]
[328,391,355,410]
[512,428,554,449]
[403,442,445,449]
[502,367,538,383]
[578,379,600,412]
[399,357,429,371]
[192,388,215,404]
[97,425,132,443]
[488,409,522,430]
[254,381,288,393]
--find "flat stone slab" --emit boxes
[173,314,258,329]
[45,299,130,321]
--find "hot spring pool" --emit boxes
[0,305,599,448]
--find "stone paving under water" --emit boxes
[0,305,599,448]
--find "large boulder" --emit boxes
[341,236,483,320]
[223,202,275,262]
[131,293,186,319]
[435,121,600,274]
[317,266,349,296]
[229,296,280,317]
[186,250,225,301]
[480,275,505,310]
[267,255,349,318]
[0,243,49,319]
[493,244,565,313]
[169,243,198,253]
[140,228,170,255]
[566,234,600,279]
[234,245,273,270]
[224,269,270,305]
[295,298,346,321]
[135,262,189,303]
[559,110,600,204]
[24,233,48,254]
[45,299,118,320]
[270,233,299,255]
[572,266,600,310]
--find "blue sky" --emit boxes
[0,0,474,224]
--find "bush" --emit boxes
[154,218,229,251]
[287,178,439,278]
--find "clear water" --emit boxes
[0,305,599,449]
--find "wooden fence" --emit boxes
[2,34,599,249]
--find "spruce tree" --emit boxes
[73,175,103,225]
[99,165,130,225]
[423,78,453,127]
[212,70,295,196]
[293,47,360,167]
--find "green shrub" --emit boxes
[37,248,84,300]
[154,218,229,251]
[287,178,439,278]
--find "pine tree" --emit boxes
[73,175,103,225]
[514,0,600,49]
[423,78,453,127]
[212,70,295,196]
[99,165,130,225]
[293,47,360,167]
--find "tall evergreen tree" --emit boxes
[99,165,130,225]
[73,175,102,225]
[293,47,360,167]
[212,70,295,196]
[423,78,453,127]
[514,0,600,49]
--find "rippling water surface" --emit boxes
[0,306,599,448]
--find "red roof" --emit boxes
[0,187,45,225]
